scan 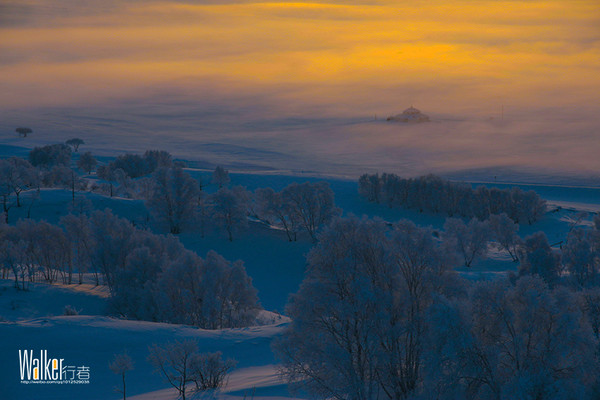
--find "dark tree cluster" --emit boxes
[28,144,72,169]
[16,127,32,137]
[103,150,174,179]
[359,173,546,224]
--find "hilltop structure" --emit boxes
[387,106,430,123]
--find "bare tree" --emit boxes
[147,340,199,400]
[489,213,520,262]
[190,351,236,391]
[254,187,299,241]
[109,352,134,400]
[0,158,37,207]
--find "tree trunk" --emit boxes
[122,373,126,400]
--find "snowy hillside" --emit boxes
[1,145,599,399]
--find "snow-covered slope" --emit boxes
[0,146,598,399]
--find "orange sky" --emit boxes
[1,0,599,113]
[1,1,599,177]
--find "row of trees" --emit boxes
[254,182,339,242]
[0,210,261,329]
[144,166,339,241]
[98,150,175,179]
[0,155,95,222]
[276,216,600,400]
[359,173,546,224]
[1,152,339,242]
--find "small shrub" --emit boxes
[63,305,80,315]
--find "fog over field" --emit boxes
[1,0,599,181]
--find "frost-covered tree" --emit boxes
[489,213,521,262]
[281,181,338,241]
[210,186,249,241]
[118,246,260,328]
[517,231,561,286]
[144,150,173,170]
[61,213,93,284]
[14,220,72,284]
[101,150,174,179]
[109,236,181,320]
[429,276,598,400]
[146,167,200,234]
[358,173,546,223]
[254,187,299,241]
[275,216,460,400]
[212,166,230,189]
[444,217,491,267]
[109,352,134,400]
[0,224,31,289]
[0,176,15,223]
[0,159,34,222]
[88,209,136,289]
[580,287,600,340]
[77,151,97,174]
[0,157,37,207]
[108,154,151,178]
[65,138,84,152]
[563,227,600,287]
[275,217,391,399]
[380,220,461,398]
[199,251,259,329]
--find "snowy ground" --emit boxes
[0,142,599,399]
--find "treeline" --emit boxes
[1,145,339,242]
[144,169,338,241]
[276,215,600,400]
[359,173,546,224]
[0,210,260,329]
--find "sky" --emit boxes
[0,0,599,180]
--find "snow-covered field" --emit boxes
[0,140,599,399]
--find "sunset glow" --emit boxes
[1,0,599,176]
